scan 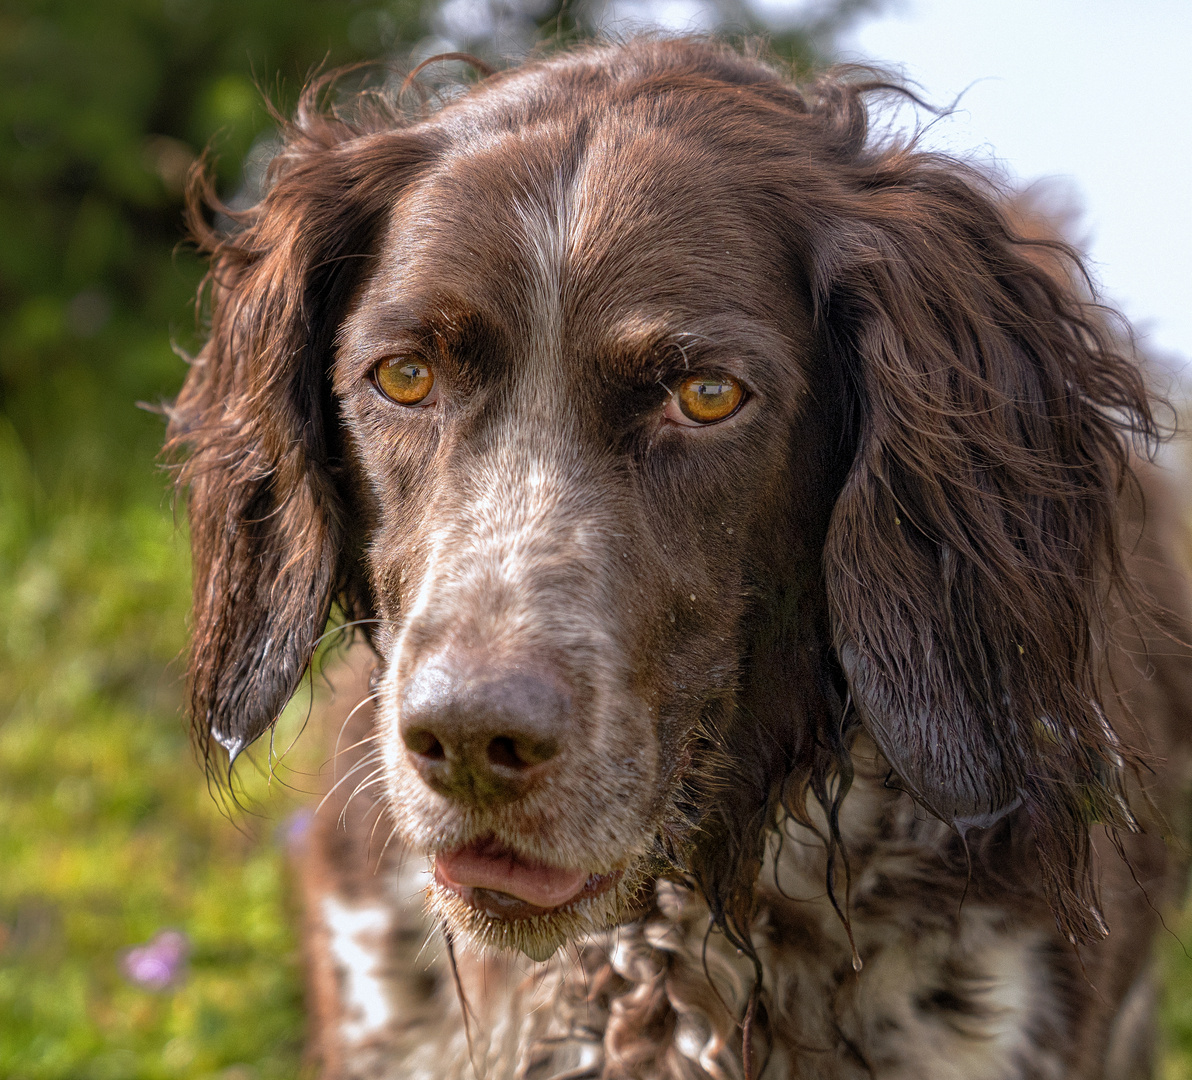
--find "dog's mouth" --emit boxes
[434,837,622,921]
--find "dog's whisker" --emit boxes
[332,691,384,769]
[315,752,383,817]
[330,727,382,764]
[309,617,390,652]
[373,819,409,873]
[412,922,443,971]
[343,767,387,807]
[338,770,388,824]
[365,797,391,854]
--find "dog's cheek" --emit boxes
[339,396,444,621]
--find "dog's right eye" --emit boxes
[373,358,437,406]
[665,374,744,426]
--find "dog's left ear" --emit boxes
[814,163,1156,939]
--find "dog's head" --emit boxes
[170,39,1156,958]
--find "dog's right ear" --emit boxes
[167,98,430,766]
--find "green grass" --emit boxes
[0,417,317,1080]
[1,408,1191,1077]
[1163,902,1192,1079]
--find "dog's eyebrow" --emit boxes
[342,293,506,364]
[603,317,703,359]
[595,313,778,382]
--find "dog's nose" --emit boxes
[399,661,569,803]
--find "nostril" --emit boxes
[486,736,522,769]
[486,734,559,770]
[405,728,445,760]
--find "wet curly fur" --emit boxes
[168,37,1192,1078]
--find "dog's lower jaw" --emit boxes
[426,858,656,962]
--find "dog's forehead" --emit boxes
[352,111,791,364]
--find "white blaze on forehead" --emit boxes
[512,168,594,366]
[322,894,394,1045]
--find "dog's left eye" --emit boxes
[373,358,438,406]
[665,374,744,426]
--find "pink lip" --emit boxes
[435,839,616,918]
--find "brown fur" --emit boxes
[169,38,1192,1078]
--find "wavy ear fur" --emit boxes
[812,147,1157,940]
[167,88,430,767]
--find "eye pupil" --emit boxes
[375,358,435,405]
[677,375,743,423]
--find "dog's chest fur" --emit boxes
[302,728,1137,1080]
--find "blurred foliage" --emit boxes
[2,0,1190,1076]
[0,0,425,502]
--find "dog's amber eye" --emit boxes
[669,375,744,425]
[375,358,436,406]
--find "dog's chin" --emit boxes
[425,854,654,962]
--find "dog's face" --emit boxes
[173,39,1154,957]
[333,122,839,955]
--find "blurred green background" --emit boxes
[1,1,1190,1077]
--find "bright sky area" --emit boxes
[823,0,1191,381]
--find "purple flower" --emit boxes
[121,929,189,990]
[280,808,313,852]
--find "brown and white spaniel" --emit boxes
[169,37,1192,1079]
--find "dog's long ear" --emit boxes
[167,96,430,766]
[815,160,1157,939]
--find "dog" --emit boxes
[169,37,1192,1079]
